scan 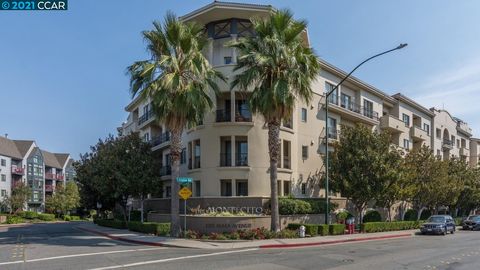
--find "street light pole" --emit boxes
[324,43,408,225]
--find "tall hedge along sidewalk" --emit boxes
[94,219,170,236]
[287,223,346,236]
[361,221,425,233]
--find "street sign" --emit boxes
[176,177,193,184]
[178,187,192,200]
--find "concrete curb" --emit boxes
[259,233,413,249]
[76,226,189,248]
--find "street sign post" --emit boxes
[178,187,192,238]
[176,177,193,184]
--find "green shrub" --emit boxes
[361,221,424,233]
[71,215,81,221]
[403,209,418,221]
[363,210,382,223]
[7,216,24,224]
[279,198,312,215]
[96,219,127,229]
[127,221,169,236]
[454,217,463,226]
[329,224,345,235]
[318,224,329,236]
[64,215,72,221]
[38,213,56,221]
[304,224,318,236]
[20,211,39,219]
[287,223,302,230]
[129,210,142,222]
[275,229,298,239]
[420,210,432,220]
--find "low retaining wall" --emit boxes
[147,213,327,233]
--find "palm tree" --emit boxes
[229,10,321,231]
[128,13,224,236]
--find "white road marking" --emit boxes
[0,247,165,266]
[87,248,260,270]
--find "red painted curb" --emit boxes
[76,227,185,248]
[259,233,412,249]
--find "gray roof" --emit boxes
[13,140,35,157]
[41,150,62,169]
[54,153,70,167]
[0,136,22,159]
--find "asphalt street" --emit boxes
[1,222,480,270]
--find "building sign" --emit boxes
[190,206,264,215]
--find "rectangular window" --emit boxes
[283,140,291,169]
[224,56,232,65]
[235,180,248,196]
[302,145,308,160]
[363,100,374,118]
[1,189,6,197]
[220,179,232,196]
[1,174,5,182]
[143,133,150,142]
[283,181,291,196]
[437,150,441,157]
[0,159,5,166]
[325,82,338,105]
[327,117,337,139]
[402,113,410,127]
[301,183,306,195]
[235,138,248,166]
[33,191,39,201]
[436,128,441,139]
[194,140,201,169]
[457,139,460,148]
[423,123,430,135]
[180,148,187,164]
[403,139,410,149]
[340,93,352,110]
[194,180,201,197]
[301,108,307,122]
[165,186,171,198]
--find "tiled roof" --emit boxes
[0,136,22,159]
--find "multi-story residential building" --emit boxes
[120,1,479,205]
[0,135,74,212]
[470,138,480,167]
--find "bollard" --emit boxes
[299,225,306,238]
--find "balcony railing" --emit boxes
[151,132,170,147]
[220,152,232,167]
[443,139,454,150]
[234,108,252,122]
[11,166,24,175]
[45,184,54,192]
[328,94,379,121]
[160,165,171,176]
[45,173,63,180]
[236,152,248,166]
[216,109,231,122]
[138,109,153,125]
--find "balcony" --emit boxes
[327,94,380,122]
[236,153,248,167]
[234,108,252,122]
[380,115,409,133]
[45,184,54,192]
[216,109,231,122]
[457,121,473,136]
[326,127,339,144]
[410,126,429,141]
[151,132,170,148]
[220,153,232,167]
[442,139,454,150]
[160,165,171,176]
[56,174,64,181]
[11,166,24,175]
[138,109,154,126]
[45,173,63,180]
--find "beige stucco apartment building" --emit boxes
[119,1,479,201]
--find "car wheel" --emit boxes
[443,228,447,235]
[451,229,455,234]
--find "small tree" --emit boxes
[8,183,32,213]
[329,124,398,223]
[46,181,81,216]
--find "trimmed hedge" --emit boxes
[279,199,312,215]
[38,213,56,221]
[129,210,142,222]
[363,210,382,223]
[7,215,24,224]
[21,211,39,219]
[329,224,345,235]
[318,224,329,236]
[64,215,82,221]
[127,221,170,236]
[96,219,127,229]
[361,221,423,233]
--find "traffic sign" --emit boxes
[178,187,192,200]
[176,177,193,184]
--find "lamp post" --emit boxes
[324,43,408,225]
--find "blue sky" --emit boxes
[1,0,479,158]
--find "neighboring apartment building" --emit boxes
[119,1,479,203]
[470,138,480,167]
[0,135,74,212]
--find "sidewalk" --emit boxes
[76,223,414,249]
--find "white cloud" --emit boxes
[404,57,480,138]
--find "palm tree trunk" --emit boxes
[170,128,182,237]
[268,121,280,232]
